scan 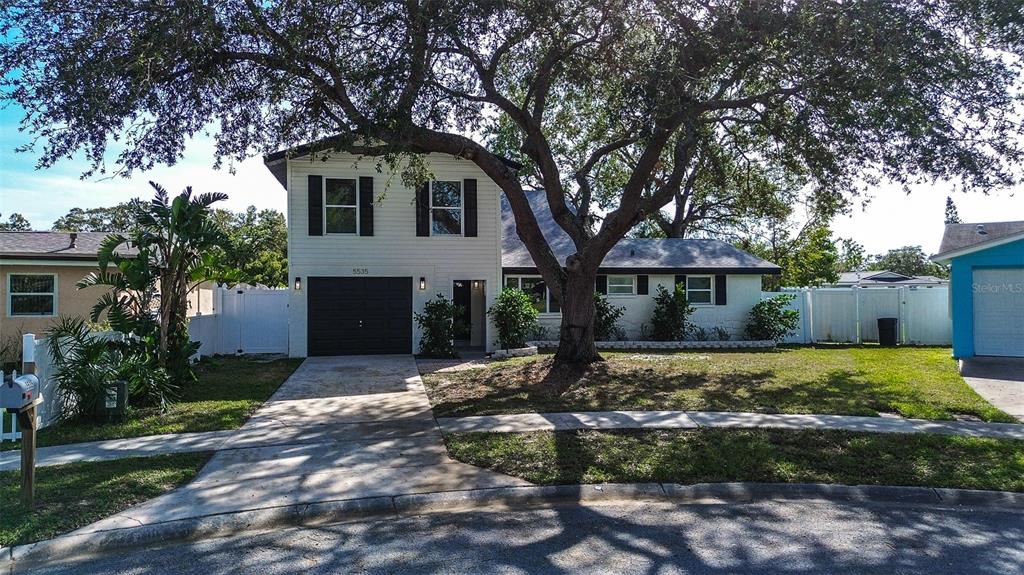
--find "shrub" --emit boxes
[712,326,730,341]
[651,284,695,341]
[746,294,800,341]
[414,293,462,358]
[488,287,539,349]
[593,292,625,341]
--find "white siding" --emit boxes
[287,153,502,356]
[535,274,762,340]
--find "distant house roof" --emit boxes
[933,220,1024,263]
[831,270,947,287]
[502,194,781,274]
[0,231,135,261]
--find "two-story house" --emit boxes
[265,144,781,357]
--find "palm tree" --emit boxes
[78,182,240,381]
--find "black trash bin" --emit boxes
[877,318,898,347]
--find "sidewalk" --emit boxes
[436,410,1024,439]
[6,406,1024,472]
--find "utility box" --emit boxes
[1,372,38,410]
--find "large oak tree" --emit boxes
[3,0,1022,363]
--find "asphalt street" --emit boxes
[28,498,1024,574]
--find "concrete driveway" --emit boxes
[961,357,1024,421]
[76,355,527,533]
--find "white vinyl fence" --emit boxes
[767,287,951,345]
[2,333,59,442]
[188,286,289,357]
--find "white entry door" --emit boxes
[972,267,1024,357]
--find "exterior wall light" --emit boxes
[294,277,302,291]
[419,277,427,290]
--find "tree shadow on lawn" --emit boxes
[429,357,924,419]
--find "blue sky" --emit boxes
[1,102,1021,254]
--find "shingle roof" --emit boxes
[502,193,781,274]
[936,221,1024,258]
[834,271,947,286]
[0,231,135,260]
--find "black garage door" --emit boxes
[307,277,413,356]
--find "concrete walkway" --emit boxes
[961,357,1024,422]
[437,410,1024,439]
[70,355,528,535]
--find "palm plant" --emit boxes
[78,182,241,385]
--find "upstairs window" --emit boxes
[325,178,358,234]
[686,276,713,304]
[430,181,463,235]
[8,273,56,316]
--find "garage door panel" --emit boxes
[307,277,412,356]
[973,267,1024,358]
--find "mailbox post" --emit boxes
[3,371,41,507]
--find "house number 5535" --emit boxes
[352,268,369,275]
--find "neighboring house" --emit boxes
[932,221,1024,359]
[828,270,947,288]
[0,231,213,341]
[264,146,781,357]
[502,194,781,340]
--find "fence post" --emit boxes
[21,333,35,375]
[853,287,862,344]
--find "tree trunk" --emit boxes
[553,267,603,364]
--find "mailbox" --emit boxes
[1,372,38,410]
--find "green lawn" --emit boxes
[446,429,1024,491]
[423,346,1014,422]
[0,452,211,546]
[3,356,303,450]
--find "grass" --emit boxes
[423,346,1015,422]
[0,452,211,546]
[445,429,1024,492]
[3,356,302,450]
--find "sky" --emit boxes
[1,103,1022,255]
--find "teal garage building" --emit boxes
[932,221,1024,359]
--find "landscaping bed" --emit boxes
[0,452,211,546]
[445,429,1024,492]
[3,356,302,450]
[423,346,1014,422]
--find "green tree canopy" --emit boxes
[0,213,32,231]
[4,0,1022,363]
[945,196,963,225]
[212,206,289,287]
[51,201,141,232]
[868,246,949,278]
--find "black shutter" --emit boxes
[359,176,374,236]
[596,275,608,294]
[675,275,687,288]
[308,175,323,236]
[637,275,649,295]
[715,274,727,305]
[463,179,478,237]
[416,182,430,236]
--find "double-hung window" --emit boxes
[686,276,713,304]
[430,181,463,235]
[607,275,635,296]
[505,276,560,314]
[8,273,56,316]
[325,178,358,234]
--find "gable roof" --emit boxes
[502,193,781,274]
[932,220,1024,263]
[262,137,523,188]
[0,231,135,261]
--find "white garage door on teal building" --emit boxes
[971,267,1024,357]
[933,221,1024,359]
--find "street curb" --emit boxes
[5,482,1024,569]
